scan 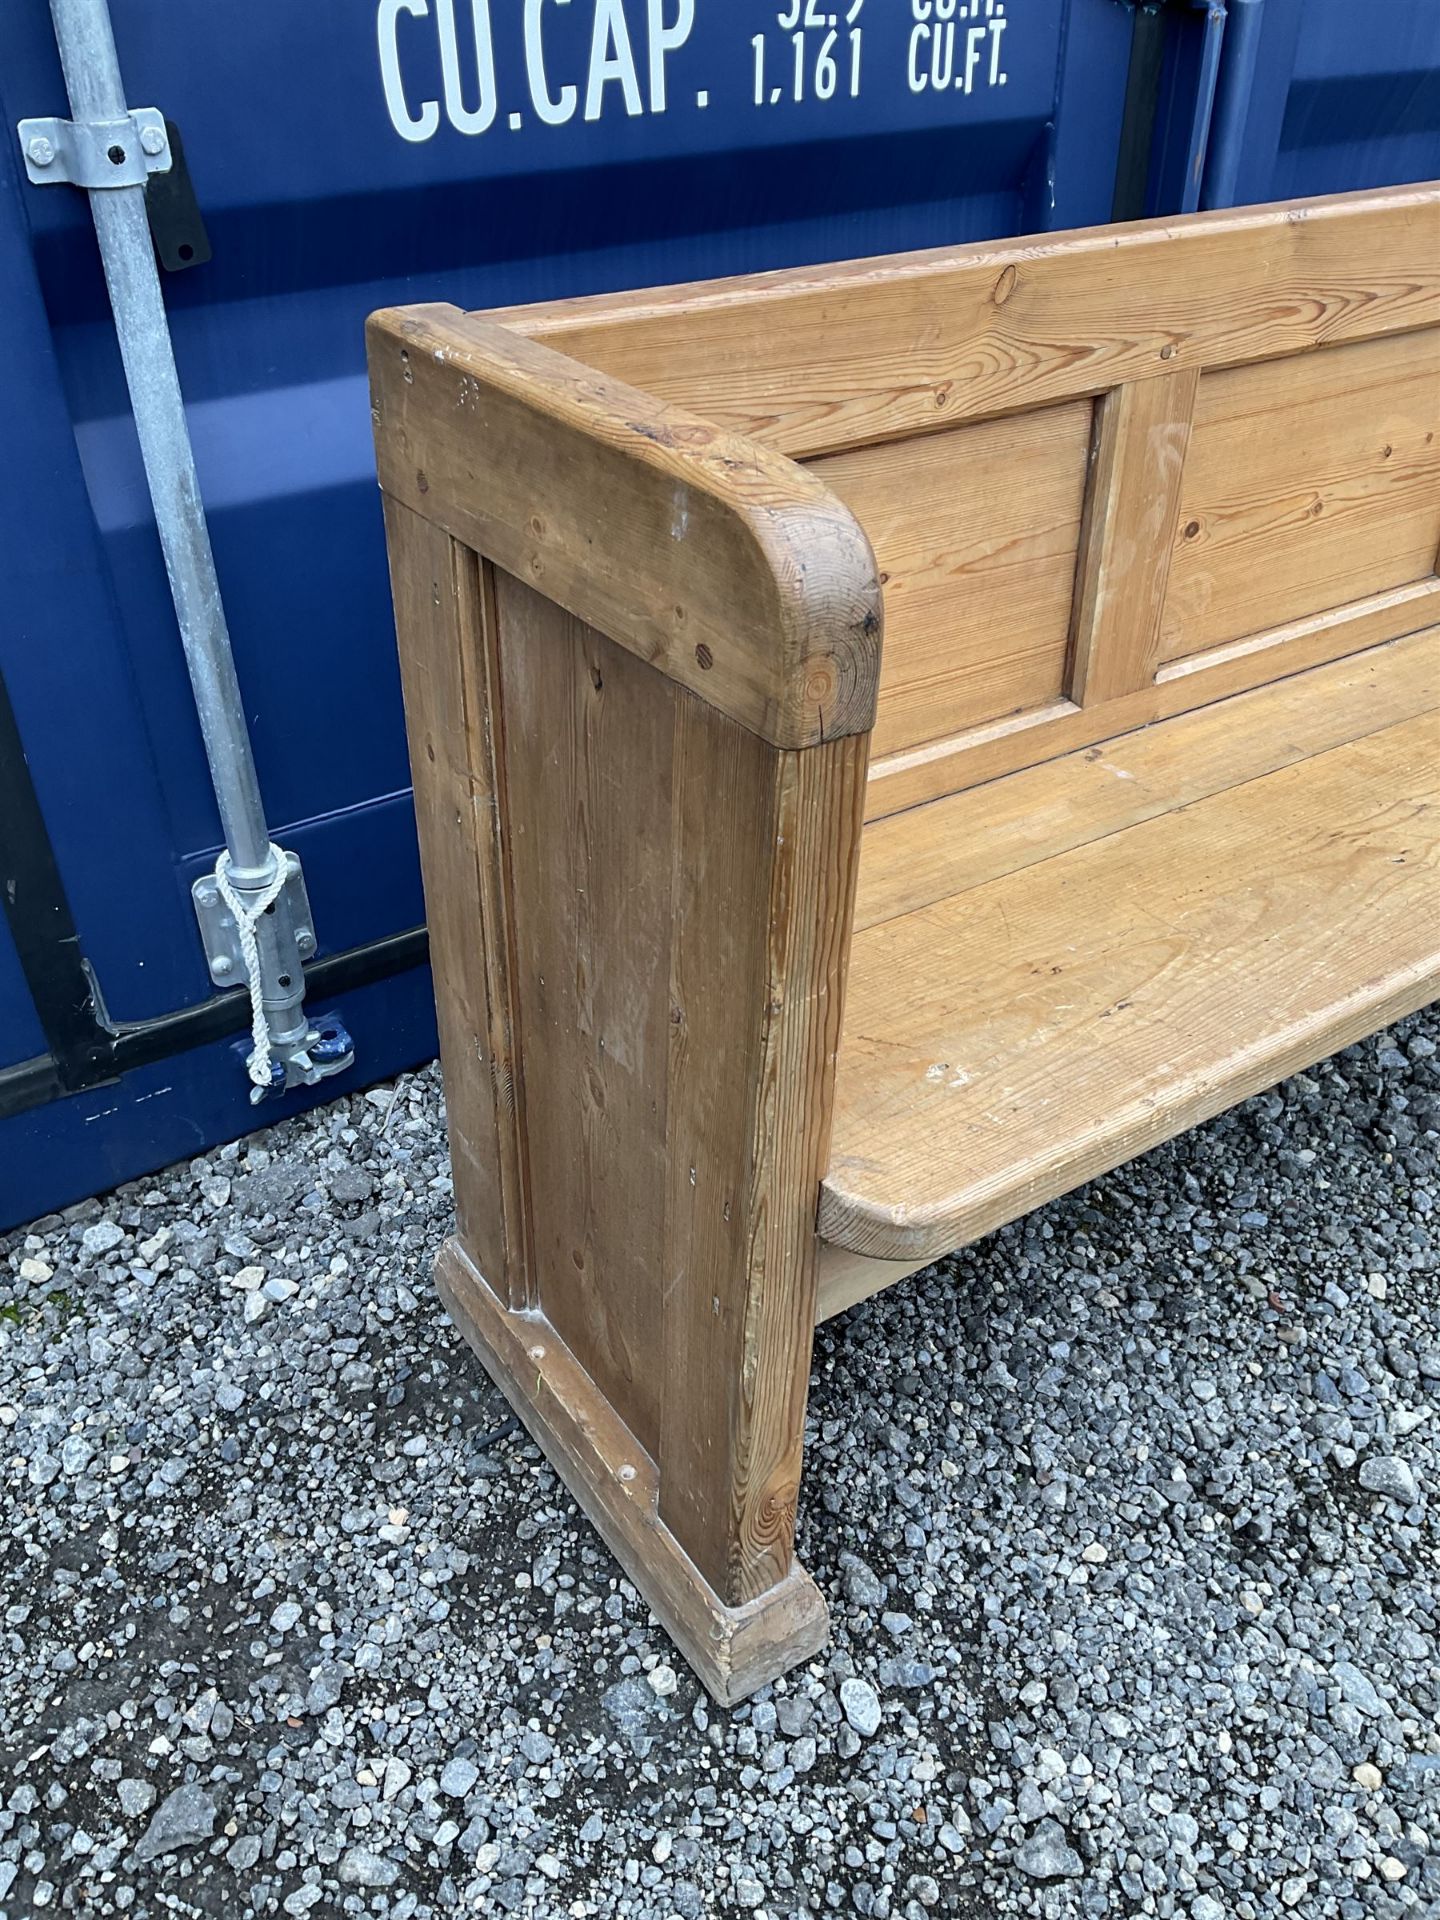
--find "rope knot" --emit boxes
[213,844,292,1090]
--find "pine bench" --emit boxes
[369,184,1440,1703]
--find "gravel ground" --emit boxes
[3,1005,1437,1920]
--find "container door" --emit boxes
[1209,0,1440,207]
[0,0,1141,1227]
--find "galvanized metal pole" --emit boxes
[23,0,353,1095]
[48,0,273,881]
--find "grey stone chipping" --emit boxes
[131,1785,217,1864]
[1,1011,1437,1919]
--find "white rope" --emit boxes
[214,843,291,1091]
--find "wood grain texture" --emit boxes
[1156,577,1440,685]
[379,187,1440,1695]
[458,552,535,1309]
[855,630,1439,932]
[812,403,1091,757]
[1069,370,1199,705]
[1162,329,1440,659]
[865,577,1440,820]
[815,1244,936,1324]
[383,500,526,1302]
[661,714,868,1604]
[488,187,1440,459]
[494,574,676,1458]
[413,562,868,1631]
[368,305,882,749]
[436,1240,829,1705]
[822,648,1440,1262]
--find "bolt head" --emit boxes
[139,124,167,157]
[212,955,235,979]
[27,135,55,167]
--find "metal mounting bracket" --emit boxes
[191,854,316,992]
[18,106,170,188]
[194,854,354,1099]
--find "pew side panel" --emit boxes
[371,309,879,1701]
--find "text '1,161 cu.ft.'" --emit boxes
[752,1,1011,110]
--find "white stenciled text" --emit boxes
[907,0,1008,95]
[378,0,697,142]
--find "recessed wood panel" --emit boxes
[1162,328,1440,662]
[865,576,1440,821]
[494,574,676,1459]
[810,403,1092,759]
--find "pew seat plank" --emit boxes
[821,629,1440,1267]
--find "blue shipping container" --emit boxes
[2,0,1437,1228]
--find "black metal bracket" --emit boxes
[145,118,211,271]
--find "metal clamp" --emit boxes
[18,107,170,188]
[192,853,316,992]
